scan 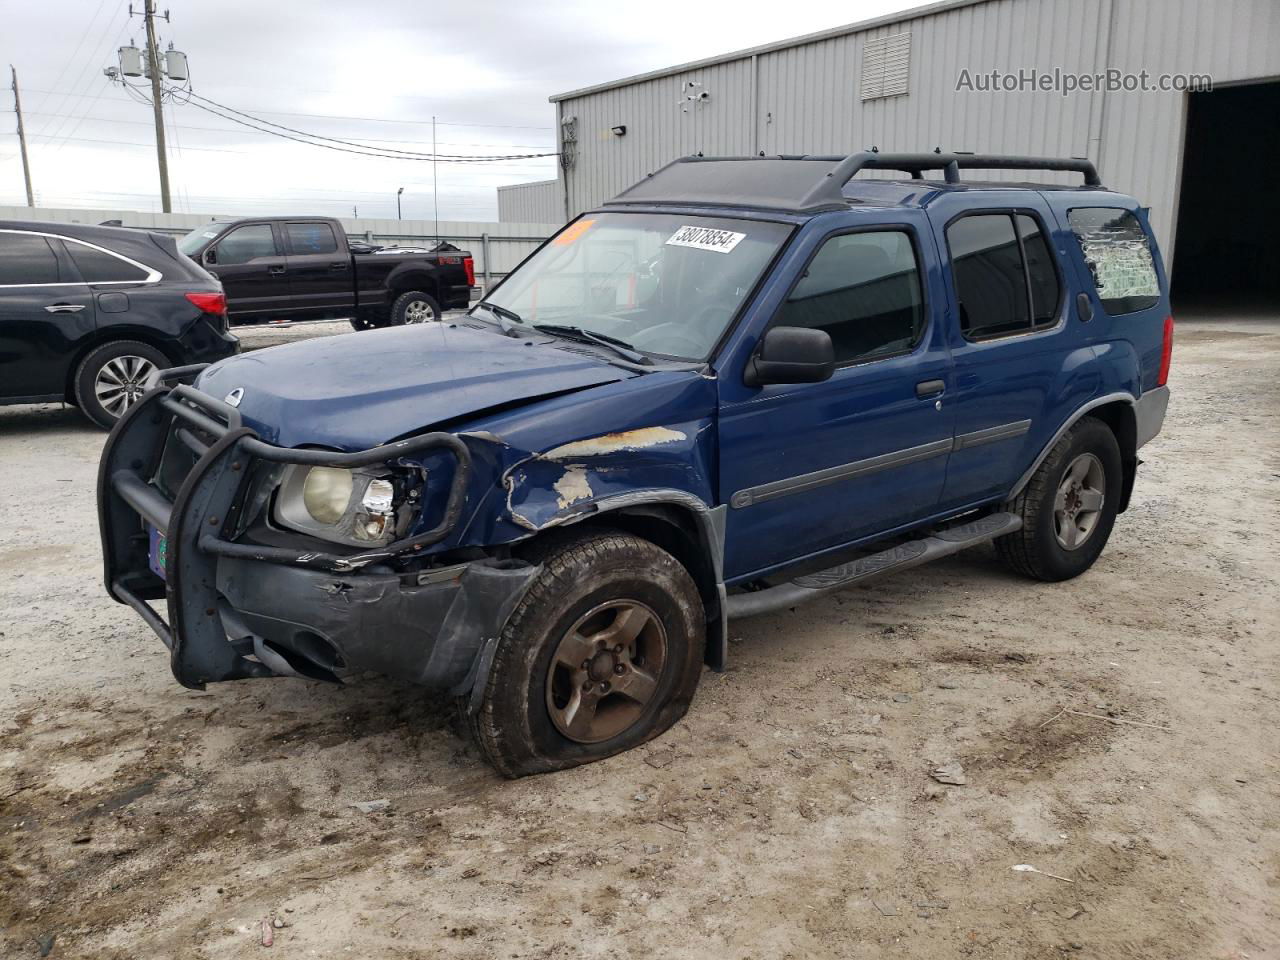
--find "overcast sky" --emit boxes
[1,0,918,221]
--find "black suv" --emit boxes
[0,220,239,428]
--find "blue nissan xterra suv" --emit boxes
[98,152,1173,777]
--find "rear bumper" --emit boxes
[443,283,473,309]
[97,374,535,691]
[1135,385,1170,449]
[182,316,241,364]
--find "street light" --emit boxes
[397,186,405,220]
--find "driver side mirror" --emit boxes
[744,326,835,387]
[203,248,217,265]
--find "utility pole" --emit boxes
[432,116,439,244]
[142,0,171,212]
[397,185,404,220]
[10,66,35,207]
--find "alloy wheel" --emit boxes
[403,299,437,323]
[94,355,158,418]
[1054,452,1106,550]
[545,600,668,743]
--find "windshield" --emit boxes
[482,212,792,360]
[177,224,226,257]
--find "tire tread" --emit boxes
[463,529,702,778]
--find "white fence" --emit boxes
[0,205,558,287]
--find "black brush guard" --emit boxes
[98,367,473,688]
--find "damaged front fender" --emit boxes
[503,421,716,532]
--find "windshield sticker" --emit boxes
[553,219,595,246]
[665,225,746,254]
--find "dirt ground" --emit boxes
[1,315,1276,960]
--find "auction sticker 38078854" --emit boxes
[665,225,746,253]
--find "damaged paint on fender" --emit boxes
[542,426,688,460]
[554,466,593,508]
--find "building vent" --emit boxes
[860,31,911,101]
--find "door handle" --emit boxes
[328,261,349,270]
[44,303,87,313]
[268,264,287,275]
[916,379,945,398]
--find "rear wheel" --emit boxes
[73,340,168,429]
[464,530,705,778]
[995,417,1122,581]
[388,290,441,326]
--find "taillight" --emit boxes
[463,255,476,287]
[185,291,227,316]
[1157,314,1174,386]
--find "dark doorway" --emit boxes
[1172,79,1280,311]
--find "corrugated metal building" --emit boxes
[496,179,564,224]
[540,0,1279,301]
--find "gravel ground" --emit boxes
[0,314,1276,959]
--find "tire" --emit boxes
[995,416,1123,582]
[464,530,705,779]
[387,290,441,326]
[349,316,377,332]
[73,340,169,430]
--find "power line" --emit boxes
[171,88,557,161]
[20,86,554,131]
[19,110,554,148]
[170,92,557,163]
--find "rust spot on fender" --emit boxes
[541,426,687,460]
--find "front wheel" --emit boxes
[995,416,1122,581]
[464,530,705,778]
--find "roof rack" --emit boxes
[605,151,1103,214]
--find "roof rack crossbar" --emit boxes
[799,151,1102,207]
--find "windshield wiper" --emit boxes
[470,301,523,337]
[532,324,652,366]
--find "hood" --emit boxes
[196,322,634,448]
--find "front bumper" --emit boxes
[97,370,536,692]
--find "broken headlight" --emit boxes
[274,465,418,547]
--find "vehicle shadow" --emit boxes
[0,402,101,439]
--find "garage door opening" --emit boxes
[1172,79,1280,312]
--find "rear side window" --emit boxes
[1068,207,1160,315]
[286,222,338,255]
[777,230,925,364]
[215,224,278,265]
[0,232,63,285]
[65,241,151,283]
[946,213,1062,339]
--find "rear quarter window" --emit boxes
[65,241,151,283]
[1067,208,1161,315]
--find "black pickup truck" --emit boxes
[176,216,474,329]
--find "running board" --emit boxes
[726,512,1022,620]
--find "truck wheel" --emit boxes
[465,530,705,778]
[73,340,169,429]
[995,416,1122,582]
[388,290,441,325]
